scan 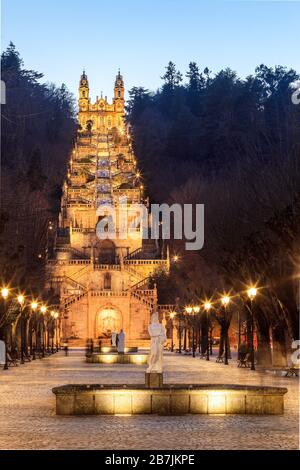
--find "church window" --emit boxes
[118,91,121,97]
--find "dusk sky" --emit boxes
[1,0,299,101]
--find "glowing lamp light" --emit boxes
[17,295,25,305]
[170,312,175,319]
[133,355,143,364]
[1,288,9,299]
[102,355,116,364]
[247,287,257,300]
[54,312,59,319]
[193,306,200,314]
[204,302,212,311]
[40,305,47,314]
[173,255,179,262]
[185,307,193,314]
[31,302,38,311]
[221,296,230,307]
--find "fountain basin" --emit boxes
[86,353,148,365]
[52,384,287,415]
[96,347,138,354]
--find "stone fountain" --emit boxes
[53,313,287,416]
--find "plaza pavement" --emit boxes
[0,350,298,450]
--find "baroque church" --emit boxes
[46,71,171,347]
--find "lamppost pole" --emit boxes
[185,307,194,356]
[247,287,257,371]
[170,312,175,352]
[1,288,10,371]
[31,302,38,360]
[55,312,59,352]
[40,305,47,357]
[193,306,200,357]
[17,295,25,364]
[204,302,212,361]
[178,315,182,354]
[221,296,230,365]
[237,309,241,360]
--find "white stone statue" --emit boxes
[117,329,125,354]
[111,332,117,347]
[0,340,5,365]
[147,312,166,374]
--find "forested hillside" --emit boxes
[128,61,300,362]
[0,43,76,291]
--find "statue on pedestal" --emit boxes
[111,332,117,347]
[146,311,166,374]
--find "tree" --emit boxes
[161,61,183,91]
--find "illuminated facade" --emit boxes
[46,71,170,346]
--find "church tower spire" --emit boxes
[79,70,89,110]
[114,69,124,101]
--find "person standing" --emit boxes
[63,340,69,356]
[117,329,125,354]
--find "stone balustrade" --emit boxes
[90,290,129,297]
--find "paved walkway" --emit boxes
[0,351,298,450]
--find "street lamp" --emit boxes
[247,287,257,371]
[221,296,230,307]
[1,288,9,300]
[170,312,175,352]
[17,294,25,364]
[30,301,38,360]
[193,306,200,358]
[204,302,212,361]
[40,305,47,357]
[221,295,231,365]
[184,307,192,354]
[1,287,10,370]
[53,312,59,352]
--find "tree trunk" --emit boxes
[272,324,288,367]
[256,311,272,367]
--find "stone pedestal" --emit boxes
[145,372,163,388]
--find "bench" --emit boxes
[216,356,224,363]
[237,352,250,368]
[285,365,299,377]
[7,352,19,367]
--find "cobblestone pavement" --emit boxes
[0,350,299,450]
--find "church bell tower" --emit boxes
[114,70,125,104]
[79,70,89,111]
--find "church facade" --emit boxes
[46,71,171,347]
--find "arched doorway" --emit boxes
[95,307,122,339]
[96,239,116,264]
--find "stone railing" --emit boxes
[47,259,91,266]
[90,290,128,297]
[124,259,167,266]
[93,264,121,271]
